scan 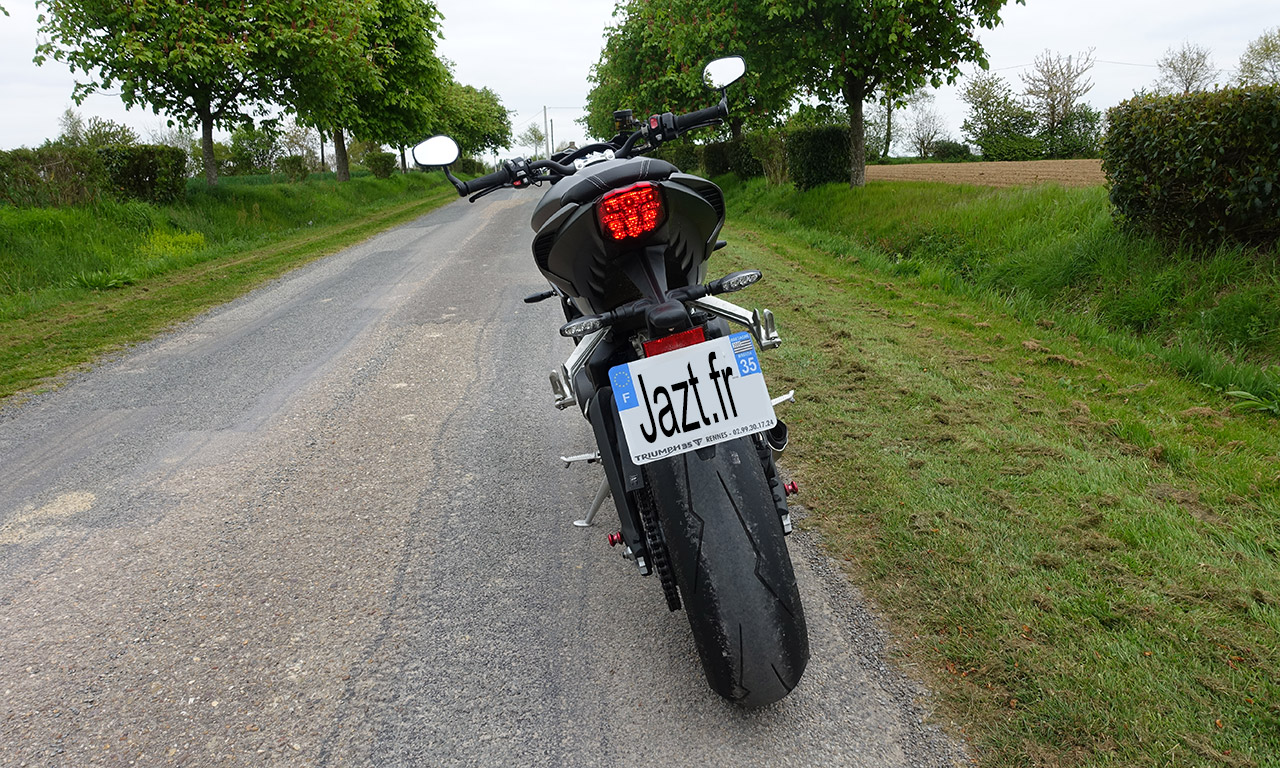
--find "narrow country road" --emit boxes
[1,191,967,767]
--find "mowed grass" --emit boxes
[0,172,458,401]
[711,188,1280,765]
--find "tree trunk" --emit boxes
[199,107,218,187]
[843,80,868,188]
[399,146,407,173]
[333,128,350,182]
[883,107,893,159]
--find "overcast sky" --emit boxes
[2,0,1277,154]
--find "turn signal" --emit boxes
[599,183,664,241]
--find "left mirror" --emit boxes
[412,135,460,167]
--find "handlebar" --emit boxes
[457,166,515,197]
[673,101,728,132]
[447,97,727,199]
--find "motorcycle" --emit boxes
[412,56,807,707]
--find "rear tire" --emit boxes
[644,437,808,707]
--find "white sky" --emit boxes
[2,1,1278,154]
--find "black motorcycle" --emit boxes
[413,57,807,706]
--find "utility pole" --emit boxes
[550,119,555,156]
[543,106,550,159]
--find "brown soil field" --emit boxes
[865,158,1105,188]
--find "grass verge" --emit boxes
[720,177,1280,413]
[0,173,458,402]
[714,214,1280,766]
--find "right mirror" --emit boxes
[412,135,460,167]
[703,56,746,90]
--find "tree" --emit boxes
[517,124,546,159]
[349,0,449,158]
[1155,42,1219,94]
[278,120,321,171]
[35,0,369,186]
[764,0,1021,187]
[56,109,139,148]
[228,124,282,176]
[1238,27,1280,86]
[905,104,948,158]
[960,70,1040,160]
[583,0,794,140]
[286,1,445,182]
[885,88,933,158]
[432,83,511,157]
[1021,48,1095,157]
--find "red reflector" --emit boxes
[643,326,705,358]
[599,183,664,241]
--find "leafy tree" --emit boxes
[517,123,547,159]
[288,0,447,182]
[228,124,282,176]
[1021,48,1095,154]
[764,0,1020,186]
[1155,42,1219,94]
[35,0,369,186]
[1050,103,1103,159]
[583,0,793,139]
[432,83,511,157]
[351,0,449,155]
[1238,27,1280,86]
[56,109,140,148]
[278,120,321,172]
[960,70,1040,159]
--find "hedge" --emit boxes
[1104,86,1280,245]
[0,146,108,208]
[785,126,851,190]
[365,151,397,179]
[652,141,699,172]
[700,138,763,179]
[98,144,188,204]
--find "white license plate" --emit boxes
[609,332,777,465]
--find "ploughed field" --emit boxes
[867,158,1105,187]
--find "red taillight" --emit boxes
[643,326,705,358]
[599,183,664,241]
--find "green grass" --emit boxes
[0,172,458,401]
[720,176,1280,412]
[708,181,1280,766]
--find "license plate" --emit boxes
[609,332,777,465]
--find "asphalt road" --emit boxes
[0,190,968,767]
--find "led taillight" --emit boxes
[643,326,705,358]
[598,183,664,241]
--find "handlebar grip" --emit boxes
[459,166,513,196]
[673,102,728,132]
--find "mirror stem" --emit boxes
[442,166,467,195]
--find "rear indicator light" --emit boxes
[599,183,664,241]
[643,326,705,358]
